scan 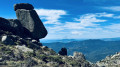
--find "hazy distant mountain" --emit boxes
[40,39,85,43]
[101,37,120,41]
[43,39,120,63]
[41,37,120,43]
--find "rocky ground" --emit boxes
[0,30,95,67]
[1,29,120,67]
[96,52,120,67]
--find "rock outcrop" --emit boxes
[15,3,47,40]
[0,17,16,32]
[73,52,86,61]
[58,48,67,55]
[0,3,47,41]
[96,52,120,67]
[7,19,24,36]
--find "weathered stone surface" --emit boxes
[7,19,24,36]
[14,3,34,11]
[73,52,86,60]
[58,48,67,55]
[96,52,120,67]
[15,45,33,53]
[0,18,27,38]
[0,17,13,31]
[0,18,23,36]
[16,9,47,40]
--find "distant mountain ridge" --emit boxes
[41,37,120,43]
[101,37,120,41]
[40,39,85,43]
[43,39,120,63]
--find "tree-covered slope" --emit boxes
[43,39,120,62]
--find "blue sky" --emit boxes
[1,0,120,39]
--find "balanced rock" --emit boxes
[15,3,47,40]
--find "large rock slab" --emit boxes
[15,3,47,40]
[0,17,13,31]
[0,17,31,38]
[7,19,24,36]
[0,18,23,35]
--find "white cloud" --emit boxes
[64,22,86,29]
[71,31,85,35]
[113,16,120,19]
[36,10,120,39]
[96,13,114,17]
[105,23,120,32]
[102,6,120,11]
[46,25,64,33]
[45,13,111,39]
[45,23,120,39]
[35,9,67,24]
[66,13,108,29]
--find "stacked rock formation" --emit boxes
[0,3,47,41]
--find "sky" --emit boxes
[1,0,120,39]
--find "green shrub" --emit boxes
[47,55,63,64]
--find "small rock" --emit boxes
[15,45,33,52]
[41,46,48,49]
[32,39,37,43]
[58,48,67,56]
[0,58,3,62]
[1,35,7,42]
[1,35,14,45]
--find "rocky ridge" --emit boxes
[0,30,93,67]
[96,52,120,67]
